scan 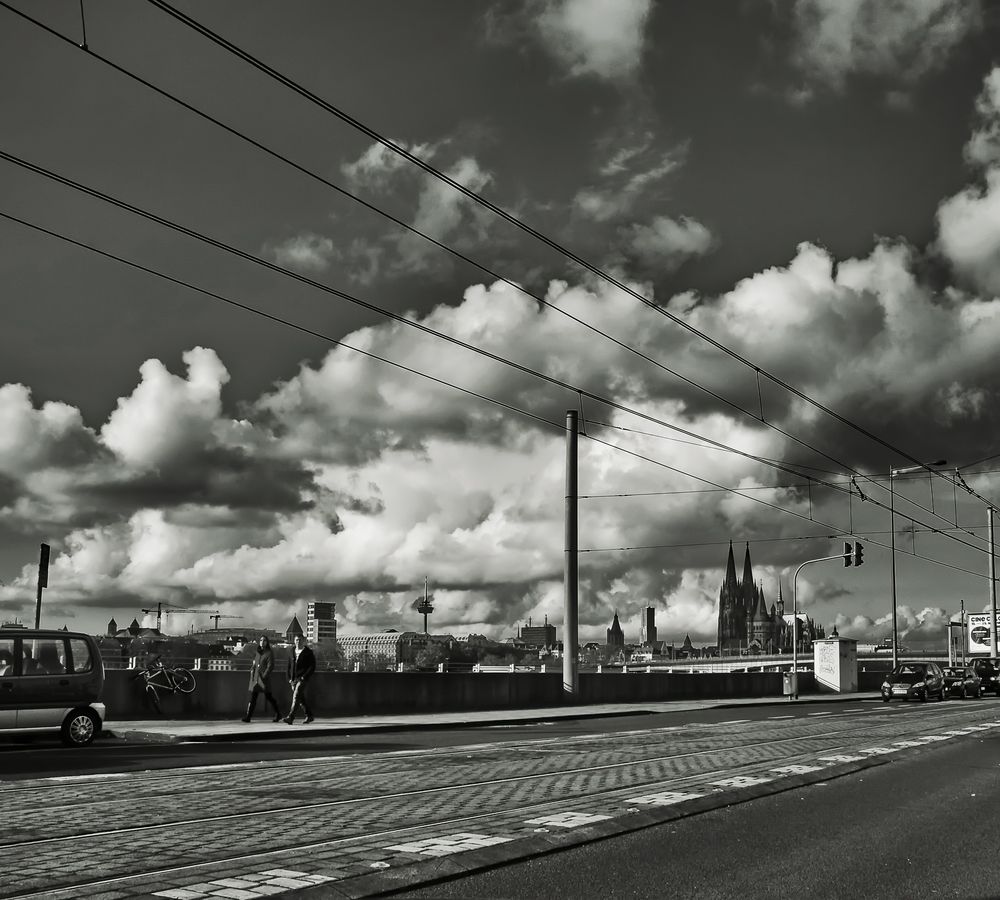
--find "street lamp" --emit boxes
[889,459,946,669]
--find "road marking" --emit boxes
[525,812,611,828]
[152,869,334,898]
[772,764,825,775]
[626,790,704,805]
[768,715,794,719]
[818,754,864,763]
[710,775,773,789]
[807,712,832,717]
[386,833,512,855]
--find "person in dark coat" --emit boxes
[242,635,281,723]
[283,633,316,724]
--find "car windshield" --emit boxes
[890,665,926,683]
[942,668,964,676]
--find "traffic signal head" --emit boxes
[844,541,853,567]
[854,541,864,566]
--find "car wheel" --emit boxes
[61,709,99,746]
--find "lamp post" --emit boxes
[889,460,946,669]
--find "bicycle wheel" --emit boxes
[145,683,162,714]
[172,668,196,693]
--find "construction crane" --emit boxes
[140,602,197,632]
[139,604,243,633]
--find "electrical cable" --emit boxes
[1,147,987,561]
[4,203,988,583]
[0,0,882,496]
[142,0,977,499]
[0,209,561,435]
[583,433,991,559]
[0,148,872,511]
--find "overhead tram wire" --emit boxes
[581,526,993,565]
[0,149,873,507]
[585,418,986,540]
[584,432,991,560]
[1,204,988,575]
[1,147,982,554]
[0,209,561,436]
[0,1,869,491]
[143,0,973,498]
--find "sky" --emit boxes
[2,0,1000,649]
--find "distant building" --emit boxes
[338,631,431,666]
[285,616,304,642]
[640,606,657,646]
[717,542,824,656]
[519,617,556,648]
[607,611,624,648]
[307,601,338,646]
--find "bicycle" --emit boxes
[132,655,196,713]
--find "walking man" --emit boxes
[242,635,281,723]
[283,633,316,724]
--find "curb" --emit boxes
[103,693,881,743]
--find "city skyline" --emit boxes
[2,2,1000,649]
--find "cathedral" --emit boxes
[717,542,824,656]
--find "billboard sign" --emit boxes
[966,613,1000,655]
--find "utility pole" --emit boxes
[563,410,579,699]
[34,542,50,629]
[989,508,998,658]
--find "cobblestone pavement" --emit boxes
[3,701,999,899]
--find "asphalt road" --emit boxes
[0,699,954,779]
[390,732,1000,900]
[3,698,999,899]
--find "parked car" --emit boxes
[967,657,1000,697]
[880,661,945,702]
[941,665,981,699]
[0,628,106,745]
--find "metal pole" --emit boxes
[34,542,50,629]
[889,468,898,669]
[961,598,966,665]
[563,410,579,698]
[791,566,799,700]
[989,508,998,658]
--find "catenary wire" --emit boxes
[584,433,991,560]
[1,148,988,561]
[2,205,988,580]
[0,149,869,504]
[0,0,886,498]
[0,209,561,435]
[142,0,978,500]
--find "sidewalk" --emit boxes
[103,692,882,743]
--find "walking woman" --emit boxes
[242,635,282,722]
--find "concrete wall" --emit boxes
[105,669,815,720]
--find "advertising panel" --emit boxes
[966,613,1000,655]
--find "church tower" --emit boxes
[607,611,624,648]
[717,542,742,655]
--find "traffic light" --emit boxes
[854,541,864,566]
[844,541,853,567]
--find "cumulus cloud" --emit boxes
[336,142,496,280]
[528,0,653,82]
[790,0,980,92]
[623,215,714,272]
[265,232,338,273]
[937,67,1000,297]
[10,71,1000,643]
